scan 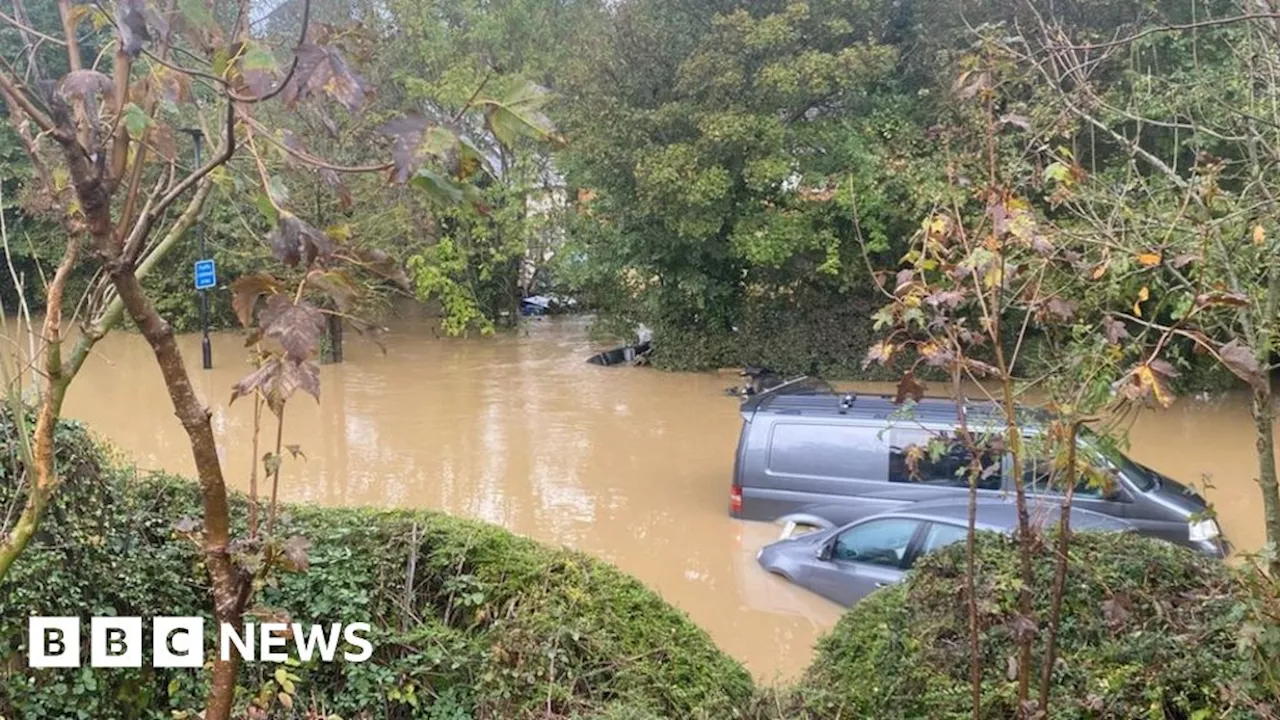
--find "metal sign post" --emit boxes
[180,128,213,370]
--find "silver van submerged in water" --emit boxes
[728,378,1227,557]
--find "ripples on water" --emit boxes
[58,316,1267,680]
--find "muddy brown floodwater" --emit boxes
[57,315,1266,682]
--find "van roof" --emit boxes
[742,376,1043,428]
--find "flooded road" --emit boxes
[58,316,1267,681]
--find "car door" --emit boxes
[805,517,924,606]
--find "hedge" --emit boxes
[0,418,753,720]
[791,531,1275,719]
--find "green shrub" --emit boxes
[792,531,1273,719]
[0,419,753,720]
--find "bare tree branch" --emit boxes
[0,7,66,47]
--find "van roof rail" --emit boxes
[750,386,1050,427]
[739,375,834,413]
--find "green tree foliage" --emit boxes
[554,0,951,371]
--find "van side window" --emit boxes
[888,429,1001,490]
[1023,453,1107,498]
[768,424,888,481]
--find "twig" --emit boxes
[0,8,66,46]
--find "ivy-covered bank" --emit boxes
[2,419,1276,719]
[0,420,752,720]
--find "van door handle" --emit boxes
[875,582,889,588]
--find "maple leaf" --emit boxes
[279,535,312,572]
[230,273,281,328]
[894,370,926,405]
[1218,339,1264,389]
[863,341,895,369]
[268,212,335,268]
[260,295,326,362]
[1101,316,1130,344]
[115,0,153,59]
[59,70,113,101]
[281,44,367,111]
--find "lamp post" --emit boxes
[178,127,213,370]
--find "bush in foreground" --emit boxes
[0,419,752,719]
[792,531,1274,719]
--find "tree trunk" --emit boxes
[0,240,78,580]
[107,265,245,720]
[1038,421,1079,715]
[1251,386,1280,576]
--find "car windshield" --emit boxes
[1079,429,1156,492]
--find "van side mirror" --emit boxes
[1104,484,1130,502]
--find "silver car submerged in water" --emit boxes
[756,498,1134,607]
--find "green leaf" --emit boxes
[482,80,558,148]
[178,0,215,29]
[121,103,151,140]
[274,667,295,694]
[266,176,290,207]
[254,192,278,225]
[457,135,493,178]
[411,168,464,205]
[420,126,458,158]
[211,48,230,78]
[242,44,277,71]
[263,452,282,477]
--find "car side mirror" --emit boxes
[815,541,833,562]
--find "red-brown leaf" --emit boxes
[354,248,411,291]
[59,70,113,100]
[114,0,153,59]
[1045,297,1076,322]
[1218,339,1264,389]
[863,341,895,369]
[925,290,964,309]
[378,114,431,184]
[893,370,926,405]
[231,358,279,405]
[281,43,367,111]
[1101,316,1129,344]
[279,535,312,572]
[308,270,360,313]
[1195,290,1249,308]
[268,212,335,268]
[1148,358,1180,378]
[261,295,326,362]
[231,355,320,415]
[894,269,914,295]
[230,273,282,328]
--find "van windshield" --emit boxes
[1079,430,1157,492]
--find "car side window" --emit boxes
[831,518,921,567]
[919,522,968,558]
[889,429,1001,491]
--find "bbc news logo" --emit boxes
[27,617,373,668]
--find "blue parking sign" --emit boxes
[194,259,216,290]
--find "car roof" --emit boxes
[874,497,1133,533]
